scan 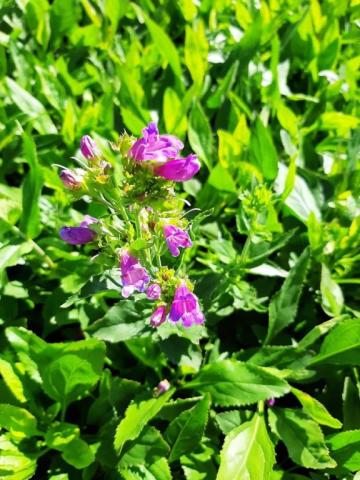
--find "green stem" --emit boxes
[11,225,55,269]
[239,234,252,267]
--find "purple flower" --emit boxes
[129,122,183,164]
[80,135,98,159]
[155,154,200,182]
[60,216,98,245]
[150,305,167,327]
[60,169,83,189]
[169,284,204,327]
[80,215,98,228]
[267,398,276,407]
[146,284,162,300]
[163,225,192,257]
[120,250,150,298]
[154,379,170,396]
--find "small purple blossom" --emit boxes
[129,122,183,164]
[267,398,276,407]
[169,284,204,327]
[60,226,97,245]
[146,284,162,300]
[80,135,98,159]
[163,225,192,257]
[120,250,150,298]
[154,379,170,396]
[59,169,83,189]
[150,305,167,327]
[155,153,200,182]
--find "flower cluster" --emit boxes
[58,123,204,328]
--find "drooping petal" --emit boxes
[80,215,98,228]
[155,154,200,182]
[60,226,96,245]
[120,250,150,298]
[163,225,192,257]
[60,169,83,189]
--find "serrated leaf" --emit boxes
[164,394,210,462]
[114,389,174,454]
[217,413,275,480]
[215,410,243,435]
[310,318,360,366]
[327,429,360,472]
[268,408,336,469]
[265,248,310,344]
[291,387,342,429]
[185,360,290,407]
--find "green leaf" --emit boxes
[249,118,278,181]
[217,413,275,480]
[184,22,208,87]
[327,430,360,472]
[0,436,37,480]
[310,318,360,366]
[164,394,210,462]
[20,133,43,239]
[206,61,239,109]
[120,457,173,480]
[208,164,237,193]
[0,358,26,403]
[114,389,174,454]
[5,77,57,134]
[61,437,95,469]
[163,87,187,138]
[268,408,336,469]
[215,410,243,435]
[188,102,213,170]
[185,360,290,407]
[291,387,342,429]
[88,301,149,342]
[181,442,217,480]
[45,422,80,449]
[320,264,344,317]
[265,248,310,344]
[0,404,38,440]
[298,318,341,349]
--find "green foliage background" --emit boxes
[0,0,359,478]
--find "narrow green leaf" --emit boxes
[249,117,278,181]
[320,264,344,317]
[265,248,310,344]
[188,102,213,170]
[217,413,275,480]
[0,358,26,403]
[114,389,174,454]
[185,360,290,407]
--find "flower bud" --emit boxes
[150,305,167,327]
[80,135,98,159]
[60,169,83,189]
[154,379,170,397]
[267,398,276,407]
[146,284,161,300]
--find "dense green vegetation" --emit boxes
[0,0,359,478]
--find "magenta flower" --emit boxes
[129,122,183,164]
[155,154,200,182]
[80,135,98,159]
[146,284,162,300]
[60,216,98,245]
[163,225,192,257]
[169,284,204,327]
[120,250,150,298]
[80,215,98,228]
[59,169,83,189]
[150,305,167,327]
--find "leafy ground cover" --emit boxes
[0,0,359,479]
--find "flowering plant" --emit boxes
[58,123,204,329]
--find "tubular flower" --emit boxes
[120,250,150,298]
[80,135,98,159]
[129,122,183,164]
[60,169,83,189]
[146,284,162,300]
[169,284,204,328]
[163,225,192,257]
[155,154,200,182]
[150,305,167,327]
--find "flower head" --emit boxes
[59,169,83,189]
[80,135,98,159]
[163,225,192,257]
[60,215,98,245]
[120,250,150,298]
[129,122,183,164]
[169,284,204,327]
[150,305,167,327]
[155,154,200,182]
[146,284,162,300]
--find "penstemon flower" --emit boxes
[58,122,205,329]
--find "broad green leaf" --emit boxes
[0,244,32,276]
[5,77,57,134]
[208,164,237,193]
[291,387,342,429]
[164,394,210,462]
[185,360,290,407]
[320,264,344,317]
[217,413,275,480]
[20,133,43,239]
[181,442,217,480]
[0,358,26,403]
[0,437,37,480]
[184,22,208,87]
[45,422,80,449]
[163,87,187,138]
[268,408,336,469]
[215,410,243,435]
[114,389,174,454]
[188,102,213,170]
[0,404,38,440]
[327,430,360,472]
[310,318,360,366]
[61,438,95,469]
[120,457,172,480]
[249,117,278,181]
[265,248,310,344]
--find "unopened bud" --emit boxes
[60,169,83,189]
[80,135,99,159]
[154,379,170,397]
